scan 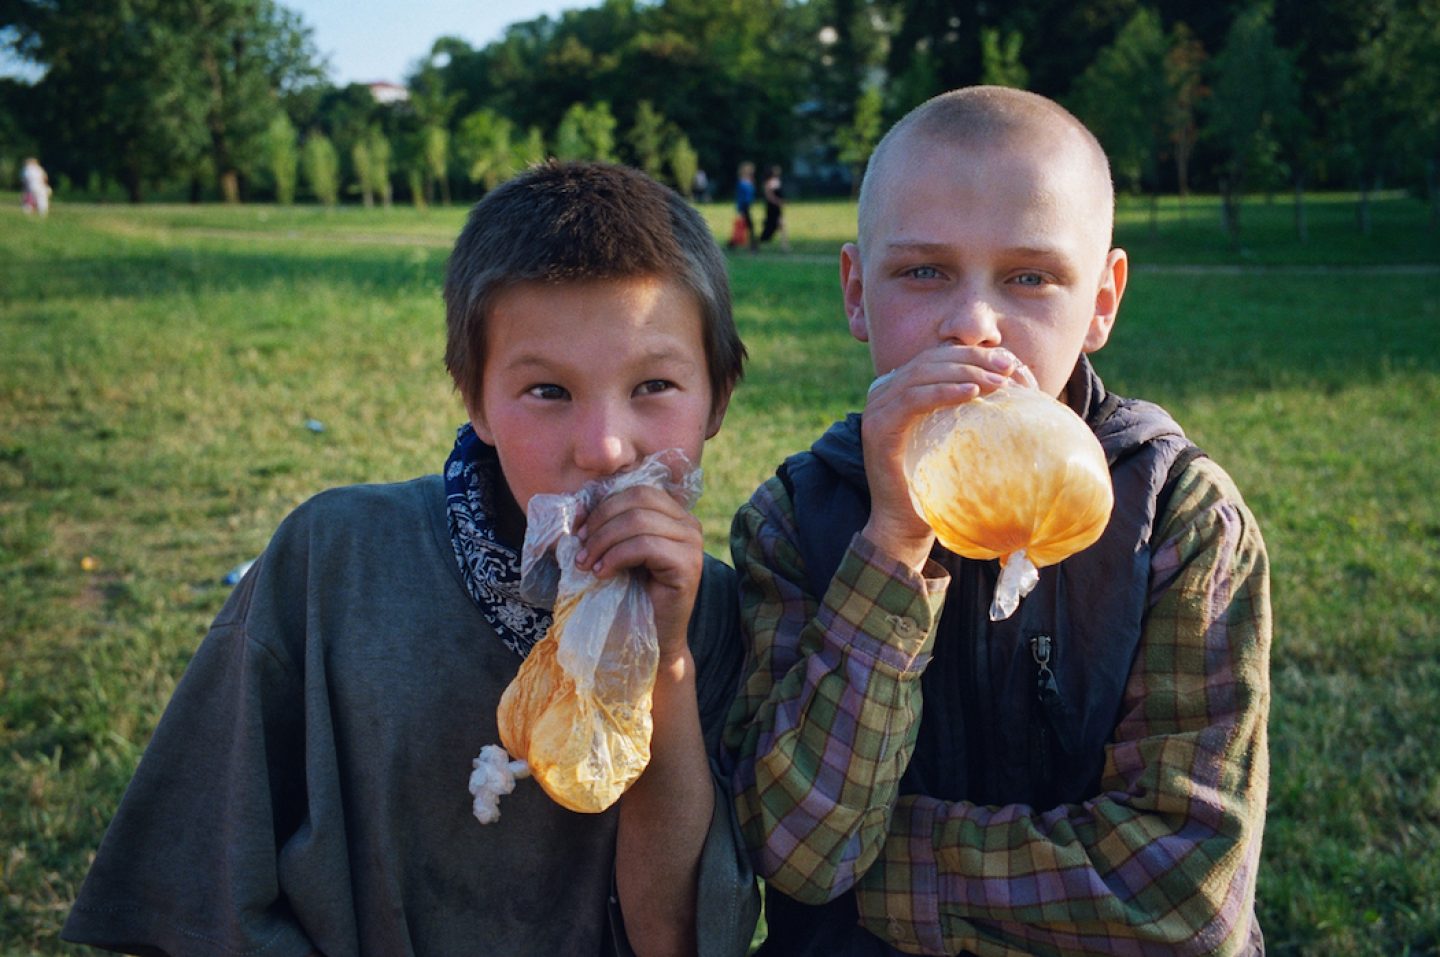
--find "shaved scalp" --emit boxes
[858,86,1115,248]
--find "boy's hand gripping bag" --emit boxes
[468,450,703,824]
[902,366,1113,620]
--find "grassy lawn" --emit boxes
[2,191,1438,954]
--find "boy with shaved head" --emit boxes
[724,87,1271,955]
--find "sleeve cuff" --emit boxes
[817,534,949,675]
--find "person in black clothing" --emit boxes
[759,164,789,251]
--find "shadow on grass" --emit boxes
[2,245,447,304]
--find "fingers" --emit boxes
[859,345,1022,568]
[874,345,1019,406]
[866,344,1022,441]
[573,485,704,654]
[574,485,703,586]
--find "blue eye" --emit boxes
[905,265,942,280]
[1011,272,1049,286]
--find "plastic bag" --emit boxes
[469,449,703,823]
[903,365,1113,621]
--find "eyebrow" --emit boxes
[499,345,701,376]
[882,240,1071,259]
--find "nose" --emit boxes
[572,401,637,477]
[937,286,1003,347]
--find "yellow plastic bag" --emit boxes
[469,450,702,822]
[904,369,1112,620]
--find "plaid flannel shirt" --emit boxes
[723,456,1271,956]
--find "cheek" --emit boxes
[490,445,536,511]
[648,401,716,466]
[868,323,929,374]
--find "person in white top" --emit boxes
[22,157,51,217]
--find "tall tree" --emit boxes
[626,100,668,180]
[554,101,617,162]
[1069,7,1171,233]
[185,0,325,203]
[979,27,1029,88]
[1324,0,1440,232]
[406,69,459,205]
[454,108,516,192]
[0,80,37,185]
[667,132,699,196]
[1164,22,1208,200]
[301,130,339,206]
[883,0,976,95]
[352,125,392,207]
[1206,2,1302,240]
[5,0,209,200]
[4,0,323,201]
[262,111,298,203]
[422,125,450,205]
[1008,0,1140,97]
[834,84,884,195]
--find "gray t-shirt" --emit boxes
[62,476,758,956]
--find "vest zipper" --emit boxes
[1031,634,1060,804]
[959,558,995,801]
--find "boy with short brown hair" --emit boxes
[64,161,759,957]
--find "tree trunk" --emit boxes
[1427,158,1438,228]
[220,170,241,204]
[1293,174,1307,244]
[122,168,144,204]
[1221,183,1241,244]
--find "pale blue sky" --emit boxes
[286,0,602,85]
[0,1,601,85]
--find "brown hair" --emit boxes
[444,160,745,410]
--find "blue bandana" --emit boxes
[443,423,551,657]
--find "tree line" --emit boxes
[3,0,1437,235]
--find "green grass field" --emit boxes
[2,191,1438,955]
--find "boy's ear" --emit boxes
[840,242,870,343]
[705,389,732,440]
[1083,247,1128,354]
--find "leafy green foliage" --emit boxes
[300,131,339,206]
[978,27,1028,89]
[627,100,668,181]
[5,0,323,202]
[1069,8,1171,196]
[668,133,700,197]
[1207,4,1304,236]
[554,101,618,162]
[262,113,299,205]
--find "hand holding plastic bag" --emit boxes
[903,365,1113,620]
[469,450,702,823]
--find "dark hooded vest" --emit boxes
[758,359,1205,957]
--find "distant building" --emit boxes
[367,82,409,105]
